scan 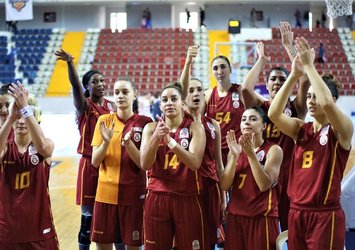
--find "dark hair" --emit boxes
[82,70,102,97]
[115,77,136,91]
[266,66,289,82]
[321,73,340,100]
[161,81,183,97]
[211,55,232,72]
[248,106,268,123]
[0,84,11,95]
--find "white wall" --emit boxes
[0,2,352,31]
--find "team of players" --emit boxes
[0,22,353,250]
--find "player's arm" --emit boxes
[0,103,16,160]
[140,122,160,170]
[268,58,305,141]
[219,130,241,191]
[240,42,269,108]
[8,83,54,158]
[169,121,206,171]
[212,120,227,210]
[55,49,87,116]
[179,45,199,100]
[248,144,283,192]
[295,37,353,149]
[91,117,113,167]
[280,21,298,62]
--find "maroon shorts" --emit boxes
[91,201,143,246]
[0,237,59,250]
[144,192,205,250]
[76,157,98,206]
[201,178,221,246]
[278,189,290,231]
[288,207,345,250]
[225,214,279,250]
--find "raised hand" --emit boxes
[99,120,114,143]
[55,48,74,62]
[295,37,315,67]
[226,130,242,157]
[153,115,170,143]
[239,133,255,156]
[186,45,200,64]
[8,81,29,109]
[256,41,271,62]
[279,21,294,47]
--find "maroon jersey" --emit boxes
[206,84,244,149]
[0,142,57,243]
[289,123,350,209]
[184,112,218,182]
[118,113,152,205]
[261,100,298,188]
[148,117,203,195]
[77,98,114,157]
[200,116,219,182]
[227,141,280,217]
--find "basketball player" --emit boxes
[140,82,206,250]
[268,37,353,250]
[55,49,115,250]
[0,83,59,249]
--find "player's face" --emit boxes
[0,94,11,123]
[240,109,265,135]
[160,88,182,118]
[212,58,231,85]
[267,70,287,99]
[114,80,135,110]
[89,73,106,98]
[13,117,28,136]
[306,86,323,117]
[185,80,204,111]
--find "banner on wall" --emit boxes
[5,0,33,21]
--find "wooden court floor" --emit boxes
[49,152,355,250]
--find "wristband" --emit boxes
[167,138,177,149]
[20,105,33,119]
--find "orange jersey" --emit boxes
[91,113,151,205]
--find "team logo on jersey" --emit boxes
[180,128,189,139]
[232,92,239,101]
[28,144,38,156]
[192,240,200,250]
[284,108,292,117]
[30,155,39,165]
[207,122,215,131]
[133,127,143,132]
[256,150,265,162]
[132,230,140,241]
[233,101,240,109]
[180,138,189,148]
[319,135,328,146]
[133,132,141,142]
[211,130,216,139]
